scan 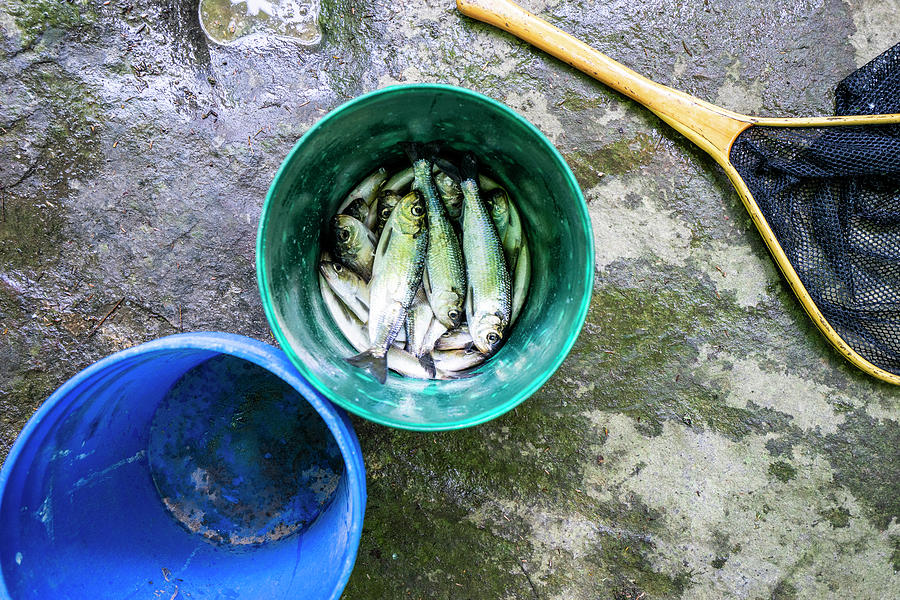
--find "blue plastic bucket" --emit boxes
[0,332,366,600]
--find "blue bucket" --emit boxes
[0,333,366,600]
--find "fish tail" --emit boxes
[346,349,389,384]
[403,142,441,165]
[461,153,479,182]
[418,353,436,379]
[434,157,462,183]
[403,142,426,164]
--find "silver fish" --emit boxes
[433,168,463,220]
[434,325,473,351]
[405,288,438,377]
[319,259,369,322]
[432,346,488,372]
[337,167,388,214]
[373,189,402,237]
[510,241,530,326]
[332,214,376,281]
[486,188,523,274]
[460,153,511,355]
[341,197,369,224]
[381,167,415,195]
[408,144,467,330]
[320,273,426,378]
[346,190,428,384]
[384,166,414,193]
[479,174,502,191]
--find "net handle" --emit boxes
[456,0,900,162]
[458,0,900,386]
[456,0,750,162]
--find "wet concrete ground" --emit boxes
[1,0,899,598]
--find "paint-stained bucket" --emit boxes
[0,333,365,600]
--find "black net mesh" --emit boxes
[729,43,900,375]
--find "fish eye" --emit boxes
[448,309,460,321]
[381,207,392,218]
[486,332,500,344]
[332,263,343,273]
[411,204,425,216]
[338,229,351,241]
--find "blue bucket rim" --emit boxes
[0,331,366,600]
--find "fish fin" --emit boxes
[403,142,425,163]
[405,142,443,166]
[346,349,388,384]
[375,223,392,262]
[461,153,479,182]
[418,353,436,378]
[365,225,378,247]
[404,313,413,353]
[434,158,461,183]
[423,267,434,302]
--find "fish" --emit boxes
[346,190,428,384]
[485,188,523,274]
[384,166,414,193]
[479,173,502,191]
[459,153,512,355]
[331,214,376,281]
[341,197,369,224]
[407,143,467,330]
[423,318,449,354]
[320,273,429,378]
[432,346,488,372]
[510,241,530,326]
[434,325,473,351]
[433,168,463,220]
[373,189,402,237]
[405,287,437,377]
[319,259,369,322]
[337,167,388,214]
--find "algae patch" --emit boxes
[819,506,851,528]
[8,0,96,46]
[767,460,796,482]
[563,274,792,440]
[821,409,900,530]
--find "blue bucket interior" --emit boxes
[0,333,366,600]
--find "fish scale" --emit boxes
[460,163,511,355]
[411,157,467,329]
[347,190,428,384]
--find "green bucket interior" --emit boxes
[257,84,593,430]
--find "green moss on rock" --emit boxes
[821,410,900,530]
[819,506,851,528]
[558,273,795,440]
[586,533,692,599]
[768,460,797,482]
[9,0,96,46]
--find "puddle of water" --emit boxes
[198,0,321,46]
[147,355,343,546]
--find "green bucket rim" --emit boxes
[256,83,594,431]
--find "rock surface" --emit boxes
[1,0,898,598]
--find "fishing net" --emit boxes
[729,43,900,375]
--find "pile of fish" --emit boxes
[318,145,531,383]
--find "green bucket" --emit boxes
[257,84,593,430]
